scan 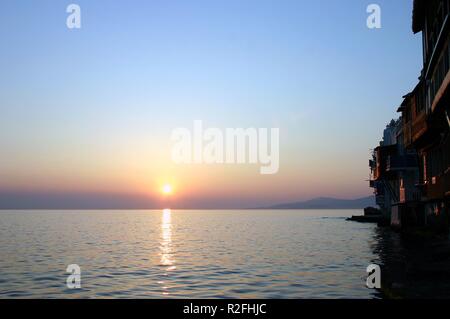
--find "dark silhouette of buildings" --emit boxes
[370,0,450,231]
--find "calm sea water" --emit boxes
[0,209,386,299]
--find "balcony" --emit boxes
[425,26,450,113]
[372,145,397,181]
[411,111,429,143]
[386,155,419,172]
[403,123,413,147]
[372,166,381,181]
[429,45,450,113]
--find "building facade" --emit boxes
[370,0,450,231]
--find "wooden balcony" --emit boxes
[372,145,398,181]
[386,155,418,172]
[403,123,413,147]
[411,111,429,144]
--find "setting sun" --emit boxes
[162,184,173,195]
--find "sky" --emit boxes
[0,0,423,208]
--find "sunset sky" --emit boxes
[0,0,422,208]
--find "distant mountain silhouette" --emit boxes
[0,191,375,210]
[260,196,375,209]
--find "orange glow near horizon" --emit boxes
[0,153,372,207]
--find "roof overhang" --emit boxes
[412,0,426,34]
[375,144,397,153]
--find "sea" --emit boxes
[1,209,449,298]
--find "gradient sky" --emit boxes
[0,0,422,208]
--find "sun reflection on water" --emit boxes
[159,209,176,296]
[160,209,175,269]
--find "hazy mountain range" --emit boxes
[0,192,375,210]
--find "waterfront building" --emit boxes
[370,0,450,230]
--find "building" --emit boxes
[370,120,400,222]
[370,0,450,231]
[370,119,420,227]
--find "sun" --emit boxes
[162,184,173,195]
